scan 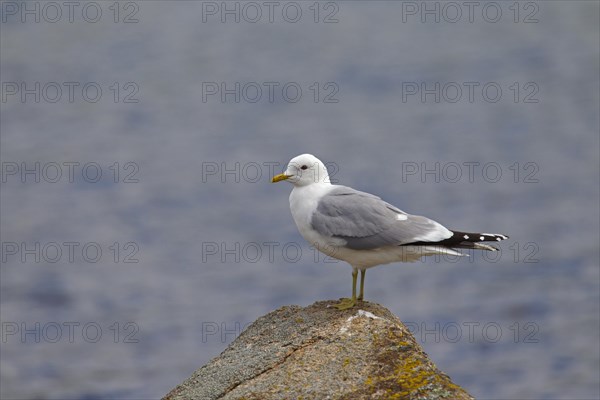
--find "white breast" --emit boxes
[289,184,335,247]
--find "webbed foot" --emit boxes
[334,297,357,310]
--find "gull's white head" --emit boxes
[272,154,331,186]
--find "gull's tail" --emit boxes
[402,231,509,252]
[443,231,509,251]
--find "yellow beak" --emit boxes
[272,173,292,183]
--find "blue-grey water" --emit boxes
[1,1,599,399]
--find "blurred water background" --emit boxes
[1,1,599,399]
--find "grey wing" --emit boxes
[311,186,452,250]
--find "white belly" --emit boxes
[318,244,465,268]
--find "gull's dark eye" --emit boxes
[301,165,308,170]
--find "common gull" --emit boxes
[272,154,508,310]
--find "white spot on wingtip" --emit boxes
[463,234,469,240]
[482,233,507,240]
[480,236,485,241]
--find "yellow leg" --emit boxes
[334,269,357,310]
[358,269,366,301]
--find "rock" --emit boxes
[163,300,473,400]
